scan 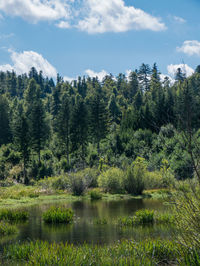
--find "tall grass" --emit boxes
[42,207,74,224]
[0,221,18,236]
[117,209,175,226]
[0,209,29,222]
[3,239,189,265]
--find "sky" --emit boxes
[0,0,200,81]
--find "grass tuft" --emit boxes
[0,209,29,222]
[42,207,74,224]
[0,221,18,236]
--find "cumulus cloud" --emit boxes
[85,69,108,81]
[0,50,57,77]
[160,74,175,84]
[0,0,166,34]
[177,40,200,56]
[167,64,194,78]
[77,0,166,33]
[0,0,71,23]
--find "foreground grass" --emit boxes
[2,239,198,265]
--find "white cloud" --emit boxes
[160,74,175,84]
[0,50,57,77]
[77,0,166,33]
[173,16,186,24]
[0,0,166,34]
[0,0,71,23]
[85,69,108,81]
[167,64,194,78]
[63,75,75,82]
[177,40,200,56]
[57,20,71,29]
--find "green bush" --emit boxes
[98,167,125,194]
[52,175,70,190]
[90,189,102,200]
[81,168,100,188]
[42,207,74,224]
[0,209,29,222]
[124,157,145,195]
[0,221,18,236]
[68,173,87,196]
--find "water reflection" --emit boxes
[5,198,173,245]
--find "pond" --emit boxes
[2,198,174,245]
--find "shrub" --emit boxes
[98,167,125,194]
[124,157,146,195]
[0,209,29,222]
[90,189,102,200]
[68,173,88,196]
[81,168,100,188]
[43,207,74,224]
[0,221,18,236]
[52,175,70,190]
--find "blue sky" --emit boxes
[0,0,199,81]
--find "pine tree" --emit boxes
[56,94,71,164]
[0,95,11,146]
[89,93,109,153]
[12,103,30,184]
[28,87,49,165]
[70,96,88,159]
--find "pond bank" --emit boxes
[0,185,173,209]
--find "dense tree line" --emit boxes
[0,64,200,183]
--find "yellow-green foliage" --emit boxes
[0,184,39,200]
[37,176,69,191]
[117,209,175,226]
[3,239,189,265]
[0,209,29,222]
[0,221,18,236]
[90,189,102,200]
[124,157,146,195]
[98,167,125,194]
[43,207,74,224]
[174,184,200,249]
[144,160,175,190]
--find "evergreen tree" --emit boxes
[56,94,71,164]
[108,94,121,123]
[12,103,30,184]
[29,87,49,165]
[70,96,88,159]
[89,93,109,153]
[138,63,151,91]
[0,95,11,146]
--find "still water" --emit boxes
[2,198,174,245]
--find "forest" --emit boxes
[0,63,199,184]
